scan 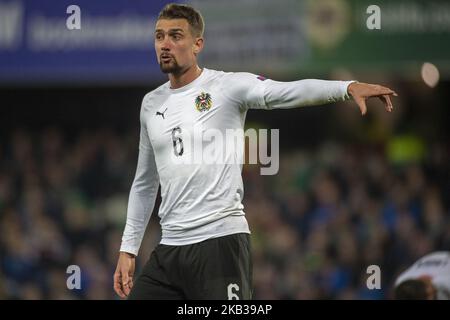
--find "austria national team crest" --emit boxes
[195,92,212,112]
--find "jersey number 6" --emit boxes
[171,127,184,156]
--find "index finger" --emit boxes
[377,86,398,96]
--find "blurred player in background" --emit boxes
[113,3,397,299]
[394,251,450,300]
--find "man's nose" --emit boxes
[160,37,171,51]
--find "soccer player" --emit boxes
[113,3,397,299]
[394,251,450,300]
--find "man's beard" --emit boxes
[159,58,183,74]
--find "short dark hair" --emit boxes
[394,279,430,300]
[157,3,204,37]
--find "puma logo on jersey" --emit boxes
[156,107,168,119]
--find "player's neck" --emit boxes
[169,65,202,89]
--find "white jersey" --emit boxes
[120,68,353,255]
[395,251,450,300]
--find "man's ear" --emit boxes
[193,37,204,55]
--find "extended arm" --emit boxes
[225,73,397,114]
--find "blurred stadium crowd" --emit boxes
[0,122,448,299]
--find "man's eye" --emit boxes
[155,34,163,40]
[172,34,181,40]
